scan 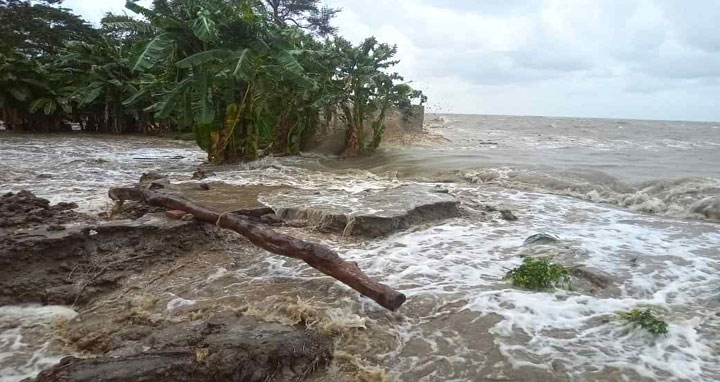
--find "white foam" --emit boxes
[0,305,77,322]
[166,296,197,311]
[0,305,77,382]
[460,168,720,222]
[245,184,720,380]
[3,131,719,381]
[206,267,229,282]
[0,136,205,212]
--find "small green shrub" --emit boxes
[618,309,668,335]
[503,257,570,290]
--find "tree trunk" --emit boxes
[298,110,319,152]
[341,104,359,157]
[104,102,110,132]
[370,100,390,150]
[108,187,406,311]
[271,105,291,154]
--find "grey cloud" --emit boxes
[66,0,720,120]
[657,1,720,52]
[418,0,541,15]
[506,29,595,72]
[417,49,578,86]
[644,52,720,79]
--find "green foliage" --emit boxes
[132,32,172,71]
[0,0,97,57]
[231,49,251,79]
[618,309,669,336]
[0,50,75,130]
[503,257,571,290]
[263,0,340,36]
[0,3,158,132]
[175,50,231,68]
[0,0,424,158]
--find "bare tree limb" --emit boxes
[108,187,406,311]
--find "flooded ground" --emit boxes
[0,135,204,211]
[320,114,720,221]
[1,114,719,382]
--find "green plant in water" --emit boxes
[618,309,668,335]
[503,257,570,290]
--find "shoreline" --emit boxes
[1,122,719,382]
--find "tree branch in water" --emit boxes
[108,187,406,311]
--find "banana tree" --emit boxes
[0,52,75,131]
[125,0,314,162]
[332,37,403,156]
[59,38,140,133]
[122,0,252,161]
[368,81,426,150]
[0,52,36,130]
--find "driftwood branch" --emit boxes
[108,187,406,311]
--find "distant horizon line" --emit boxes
[425,111,720,124]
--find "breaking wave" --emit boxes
[457,168,720,222]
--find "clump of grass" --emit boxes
[618,309,668,335]
[503,257,570,290]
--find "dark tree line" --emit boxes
[0,0,425,162]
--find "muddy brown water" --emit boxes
[1,119,719,382]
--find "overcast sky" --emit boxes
[64,0,720,121]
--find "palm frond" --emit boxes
[175,49,231,68]
[275,50,304,75]
[19,78,49,90]
[124,0,155,20]
[83,87,103,106]
[122,86,150,106]
[156,78,192,119]
[43,100,57,115]
[191,13,218,42]
[133,33,172,71]
[106,21,157,35]
[29,98,48,113]
[191,70,215,124]
[231,49,251,79]
[9,87,30,101]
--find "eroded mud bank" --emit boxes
[1,190,208,306]
[1,188,337,382]
[4,177,473,382]
[4,157,718,382]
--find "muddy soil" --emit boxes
[30,312,333,382]
[0,207,209,306]
[1,191,84,230]
[2,189,336,382]
[3,180,632,382]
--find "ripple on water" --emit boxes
[1,135,719,381]
[0,135,205,211]
[245,184,720,381]
[340,188,719,381]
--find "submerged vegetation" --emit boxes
[0,0,425,162]
[503,257,570,290]
[618,309,669,336]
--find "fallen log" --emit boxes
[108,187,406,311]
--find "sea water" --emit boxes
[1,114,718,381]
